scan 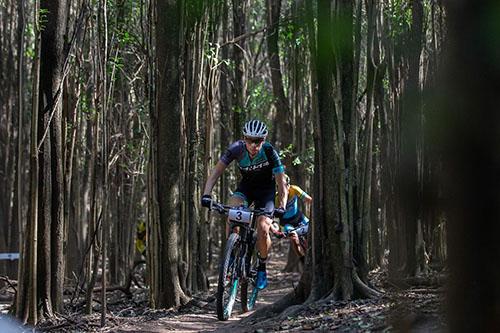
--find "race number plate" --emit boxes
[228,209,253,224]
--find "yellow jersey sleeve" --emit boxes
[290,185,306,200]
[276,185,308,206]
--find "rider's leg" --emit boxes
[255,215,272,289]
[254,194,275,289]
[256,195,275,260]
[256,215,272,260]
[289,231,305,257]
[292,219,309,257]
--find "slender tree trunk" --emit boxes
[17,0,41,324]
[100,0,109,325]
[266,0,290,150]
[231,0,247,133]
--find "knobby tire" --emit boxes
[216,232,240,321]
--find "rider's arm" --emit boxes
[275,172,288,209]
[303,193,312,205]
[203,161,227,195]
[204,141,242,196]
[291,185,312,205]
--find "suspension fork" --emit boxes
[235,227,248,279]
[244,229,257,278]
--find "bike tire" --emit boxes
[241,239,259,312]
[240,275,259,312]
[216,232,240,321]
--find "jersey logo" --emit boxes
[239,161,270,172]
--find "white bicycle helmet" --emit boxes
[243,119,268,138]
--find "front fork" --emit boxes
[236,229,257,281]
[244,231,258,281]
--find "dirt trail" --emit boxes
[115,250,299,333]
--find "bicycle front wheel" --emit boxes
[216,232,240,321]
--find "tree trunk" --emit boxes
[231,0,247,134]
[443,1,500,331]
[17,0,42,324]
[399,0,423,278]
[150,0,189,308]
[265,0,290,150]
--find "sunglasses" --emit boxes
[245,137,265,145]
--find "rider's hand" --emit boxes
[274,231,285,239]
[270,222,284,238]
[274,207,285,218]
[201,194,212,208]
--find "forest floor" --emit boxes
[0,243,447,332]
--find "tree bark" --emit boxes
[265,0,290,150]
[399,0,423,277]
[443,1,500,331]
[231,0,247,134]
[150,0,189,308]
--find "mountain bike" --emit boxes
[208,201,278,321]
[271,222,309,257]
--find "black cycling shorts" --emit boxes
[231,184,275,217]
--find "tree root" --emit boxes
[0,275,17,293]
[322,271,383,302]
[353,271,383,298]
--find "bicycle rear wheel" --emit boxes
[216,232,240,321]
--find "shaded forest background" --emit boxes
[0,0,499,331]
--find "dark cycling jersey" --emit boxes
[220,140,284,190]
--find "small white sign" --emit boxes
[0,253,19,261]
[228,209,253,224]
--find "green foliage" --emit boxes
[109,55,124,72]
[38,8,49,31]
[383,75,390,92]
[279,144,294,159]
[303,146,315,175]
[80,94,99,121]
[118,29,137,47]
[386,0,412,40]
[204,42,231,69]
[280,22,299,43]
[25,23,35,59]
[245,80,274,117]
[184,0,207,29]
[279,144,315,175]
[249,1,266,31]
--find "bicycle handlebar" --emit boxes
[209,201,279,218]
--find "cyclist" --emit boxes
[273,174,312,258]
[201,119,288,290]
